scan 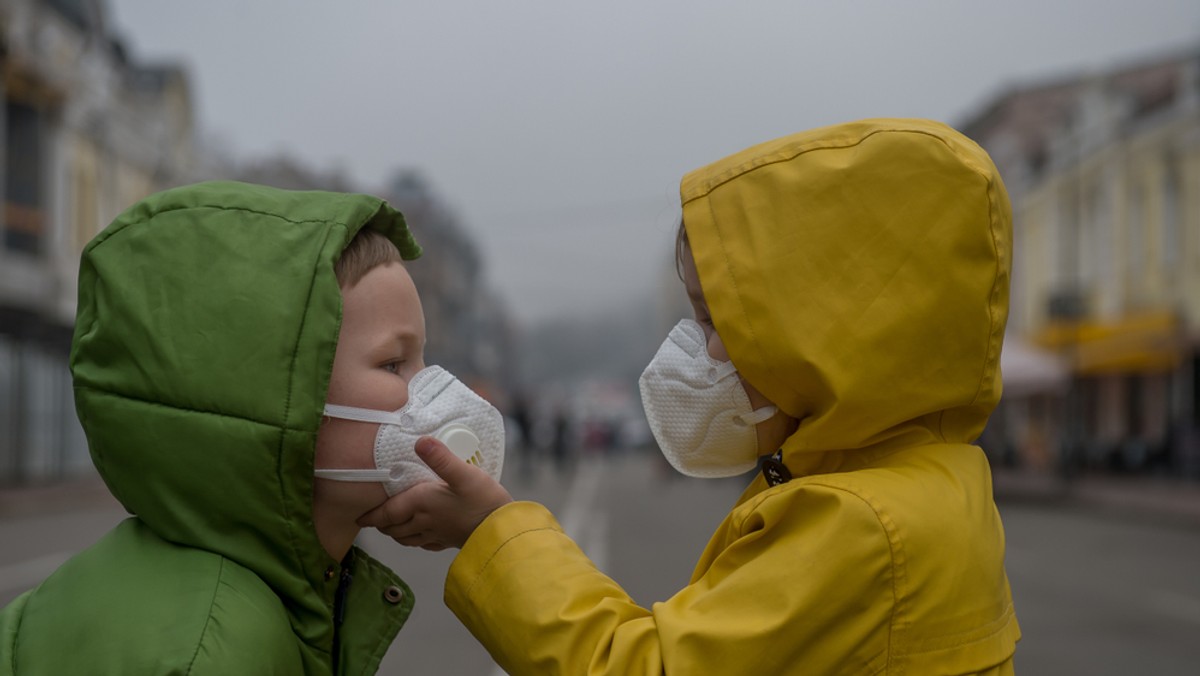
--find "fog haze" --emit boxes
[107,1,1200,325]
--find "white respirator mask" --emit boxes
[315,365,505,495]
[638,319,777,478]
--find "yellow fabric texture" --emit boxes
[446,119,1020,675]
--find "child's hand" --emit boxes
[357,436,514,550]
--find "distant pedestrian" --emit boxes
[359,120,1021,674]
[551,405,571,472]
[509,390,537,482]
[0,182,504,674]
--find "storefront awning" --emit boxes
[1001,338,1069,397]
[1033,311,1184,376]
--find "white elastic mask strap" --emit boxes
[322,404,401,425]
[735,405,779,426]
[314,468,393,482]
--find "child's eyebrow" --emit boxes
[372,330,421,353]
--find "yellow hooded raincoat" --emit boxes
[445,119,1020,675]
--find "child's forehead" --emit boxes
[340,264,426,332]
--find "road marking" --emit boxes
[490,458,609,676]
[560,458,605,544]
[0,551,74,595]
[585,511,610,573]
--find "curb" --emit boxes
[0,476,122,520]
[993,470,1200,528]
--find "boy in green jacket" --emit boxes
[0,181,501,675]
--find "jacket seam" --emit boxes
[970,171,1006,409]
[464,526,562,599]
[185,557,225,675]
[82,202,358,265]
[279,224,341,658]
[892,602,1017,656]
[812,481,905,675]
[97,204,358,244]
[8,592,28,674]
[745,481,904,672]
[685,126,991,202]
[74,384,308,433]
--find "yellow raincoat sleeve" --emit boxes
[445,487,899,675]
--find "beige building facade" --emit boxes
[0,0,199,483]
[964,46,1200,476]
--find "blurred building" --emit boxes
[236,154,353,193]
[383,170,517,409]
[239,165,521,405]
[0,0,199,484]
[963,45,1200,477]
[0,3,514,487]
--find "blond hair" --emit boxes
[335,228,404,288]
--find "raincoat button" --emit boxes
[383,585,405,604]
[324,566,336,581]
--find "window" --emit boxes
[1161,155,1181,271]
[4,101,46,255]
[1128,182,1145,279]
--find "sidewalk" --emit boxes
[0,476,121,520]
[992,468,1200,527]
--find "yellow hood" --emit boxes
[681,119,1011,471]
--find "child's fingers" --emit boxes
[414,436,479,489]
[381,525,427,544]
[357,490,421,529]
[380,530,426,548]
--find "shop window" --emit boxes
[4,100,46,255]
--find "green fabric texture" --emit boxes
[1,181,420,675]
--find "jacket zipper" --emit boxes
[331,565,353,674]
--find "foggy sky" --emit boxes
[107,0,1200,326]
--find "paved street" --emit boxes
[4,453,1200,674]
[1001,500,1200,673]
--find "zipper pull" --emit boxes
[761,450,792,487]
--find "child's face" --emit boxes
[314,262,427,513]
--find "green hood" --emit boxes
[70,181,421,659]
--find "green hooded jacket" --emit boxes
[0,181,423,675]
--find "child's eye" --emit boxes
[382,362,402,374]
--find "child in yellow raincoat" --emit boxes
[361,118,1022,674]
